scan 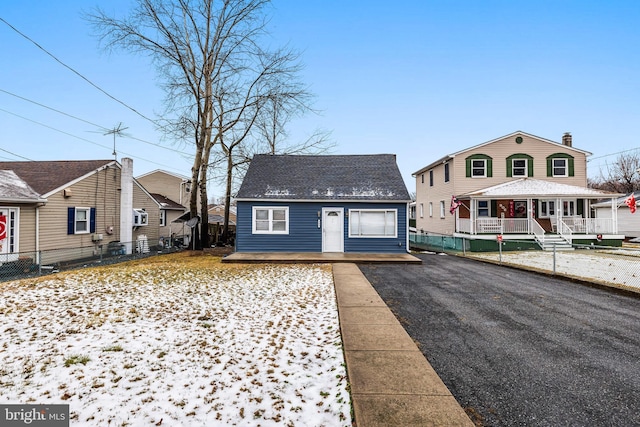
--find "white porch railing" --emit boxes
[557,219,573,243]
[459,217,617,235]
[531,219,546,244]
[458,218,472,234]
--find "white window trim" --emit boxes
[439,201,445,218]
[348,209,397,238]
[75,207,91,234]
[159,210,166,226]
[477,200,490,217]
[419,203,424,218]
[429,202,433,217]
[0,207,19,256]
[472,159,487,178]
[512,158,527,177]
[553,158,568,177]
[252,206,289,234]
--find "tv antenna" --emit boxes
[103,123,129,160]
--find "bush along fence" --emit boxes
[0,236,188,283]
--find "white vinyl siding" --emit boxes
[349,209,397,238]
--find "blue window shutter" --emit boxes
[90,208,96,233]
[68,207,75,235]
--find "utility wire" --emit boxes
[0,87,193,156]
[0,108,186,172]
[0,146,34,161]
[0,16,157,125]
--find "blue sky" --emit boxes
[1,1,639,198]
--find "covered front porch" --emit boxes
[452,179,624,249]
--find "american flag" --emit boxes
[625,193,637,214]
[450,195,462,214]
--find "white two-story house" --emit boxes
[412,131,623,251]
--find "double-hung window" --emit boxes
[472,159,486,177]
[67,207,96,235]
[512,159,527,177]
[349,209,397,238]
[553,158,567,177]
[252,207,289,234]
[478,200,490,217]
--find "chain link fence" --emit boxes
[410,232,640,293]
[0,235,189,283]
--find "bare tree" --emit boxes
[89,0,297,248]
[589,152,640,193]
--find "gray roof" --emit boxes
[463,178,622,199]
[236,154,411,201]
[0,170,46,203]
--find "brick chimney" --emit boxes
[562,132,572,147]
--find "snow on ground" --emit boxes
[0,253,352,426]
[468,248,640,291]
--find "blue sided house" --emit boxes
[235,154,412,253]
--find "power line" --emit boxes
[0,146,34,161]
[0,87,193,156]
[0,88,109,131]
[0,108,187,172]
[588,147,640,161]
[0,16,157,125]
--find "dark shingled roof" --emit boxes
[0,160,115,195]
[236,154,411,201]
[150,193,185,210]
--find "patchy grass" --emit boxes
[0,252,352,426]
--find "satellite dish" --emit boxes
[185,217,200,228]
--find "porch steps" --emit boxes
[538,234,574,251]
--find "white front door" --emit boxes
[322,208,344,252]
[0,208,18,263]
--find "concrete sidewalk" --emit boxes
[333,263,474,427]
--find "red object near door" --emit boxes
[0,215,6,240]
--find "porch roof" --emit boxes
[460,178,622,199]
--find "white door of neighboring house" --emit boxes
[322,208,344,252]
[0,208,18,263]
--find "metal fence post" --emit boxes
[553,243,556,275]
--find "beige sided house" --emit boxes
[0,159,161,266]
[413,131,623,251]
[136,170,193,243]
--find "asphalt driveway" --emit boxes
[359,253,640,426]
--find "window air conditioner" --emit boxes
[133,209,148,226]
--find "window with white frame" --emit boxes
[419,203,424,218]
[478,200,490,217]
[444,163,450,182]
[440,201,445,218]
[472,159,487,177]
[553,158,567,177]
[429,202,433,217]
[540,200,556,218]
[252,207,289,234]
[348,209,397,238]
[512,159,527,177]
[160,210,166,226]
[74,207,90,234]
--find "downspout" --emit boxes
[35,205,40,265]
[611,197,617,234]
